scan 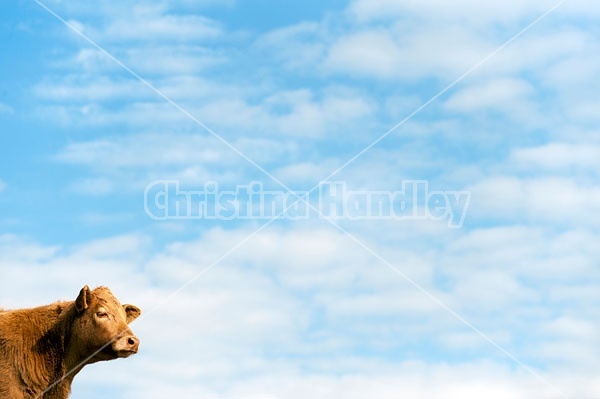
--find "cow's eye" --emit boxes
[96,311,109,318]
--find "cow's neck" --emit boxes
[31,302,81,398]
[54,303,91,377]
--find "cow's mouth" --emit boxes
[117,349,137,358]
[101,346,137,358]
[96,346,132,359]
[92,345,118,361]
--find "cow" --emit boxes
[0,285,141,399]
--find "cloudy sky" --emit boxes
[1,0,600,397]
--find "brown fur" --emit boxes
[0,286,141,399]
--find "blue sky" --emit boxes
[2,0,600,398]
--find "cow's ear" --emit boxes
[123,304,141,323]
[75,285,93,314]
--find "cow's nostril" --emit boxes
[127,337,136,346]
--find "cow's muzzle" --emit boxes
[113,333,140,357]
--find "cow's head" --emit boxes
[71,285,141,363]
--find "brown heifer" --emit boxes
[0,285,141,399]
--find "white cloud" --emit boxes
[0,234,59,264]
[254,22,326,70]
[540,317,597,340]
[348,0,593,24]
[489,29,588,77]
[541,48,600,92]
[50,2,224,42]
[3,218,600,397]
[0,103,14,115]
[444,78,534,113]
[467,176,600,225]
[0,179,6,192]
[0,234,148,308]
[323,24,588,85]
[324,25,493,80]
[73,234,149,259]
[56,134,232,168]
[275,91,374,137]
[443,226,600,283]
[37,79,374,138]
[100,13,222,43]
[65,18,85,33]
[107,361,577,399]
[566,99,600,123]
[34,77,147,102]
[274,161,339,184]
[318,0,592,87]
[81,212,134,225]
[324,30,402,78]
[452,269,540,309]
[511,143,600,171]
[53,133,300,193]
[53,133,302,192]
[68,177,115,196]
[123,46,227,75]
